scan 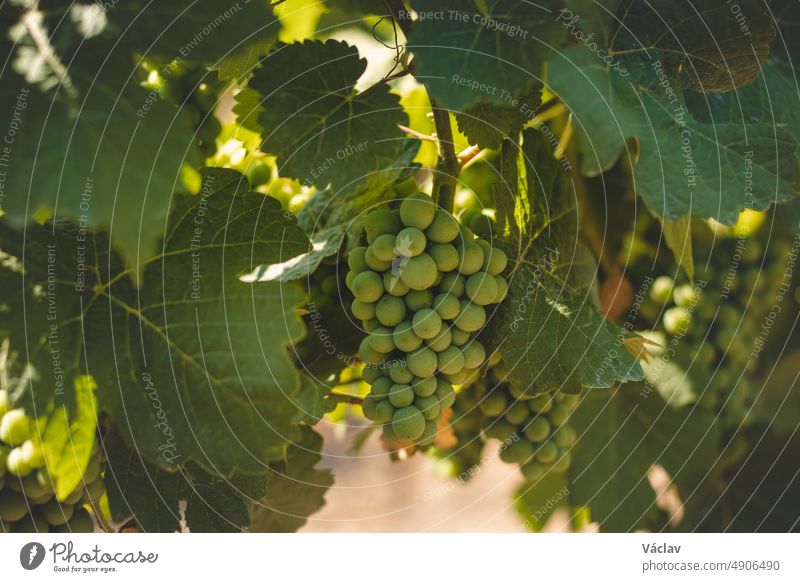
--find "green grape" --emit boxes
[371,377,392,399]
[650,276,674,303]
[550,452,572,474]
[443,369,470,385]
[0,409,30,446]
[505,402,529,425]
[528,395,553,414]
[0,390,9,417]
[437,346,465,375]
[363,365,381,384]
[345,271,356,290]
[351,271,384,303]
[663,306,691,335]
[412,308,443,339]
[454,301,486,332]
[412,376,437,397]
[376,295,407,327]
[57,507,94,533]
[415,395,441,420]
[6,447,33,477]
[382,423,399,442]
[372,234,397,262]
[364,318,381,332]
[400,254,438,290]
[429,244,459,272]
[494,276,509,302]
[392,406,426,440]
[63,483,86,505]
[348,247,368,273]
[11,513,48,533]
[523,416,550,442]
[440,273,466,297]
[435,379,456,408]
[84,478,105,503]
[0,490,27,522]
[451,327,470,346]
[548,403,570,426]
[520,461,547,481]
[384,271,409,296]
[427,209,460,243]
[500,439,534,464]
[483,418,515,440]
[673,284,698,307]
[389,384,415,407]
[460,341,486,369]
[466,272,498,305]
[485,247,508,276]
[365,247,392,272]
[19,473,48,498]
[405,289,434,311]
[373,400,395,423]
[389,362,414,384]
[320,275,338,295]
[509,382,535,401]
[393,321,424,352]
[400,193,436,230]
[351,299,376,321]
[458,242,485,275]
[480,390,507,416]
[416,420,438,446]
[426,325,452,352]
[561,394,580,410]
[433,293,460,320]
[469,212,495,237]
[362,394,380,420]
[553,425,577,448]
[369,327,395,353]
[365,209,402,243]
[40,498,73,526]
[407,347,437,377]
[358,337,385,364]
[536,441,559,464]
[395,227,427,258]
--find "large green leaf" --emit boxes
[406,0,564,111]
[0,168,312,474]
[485,130,643,393]
[248,40,418,191]
[454,87,543,149]
[568,384,720,531]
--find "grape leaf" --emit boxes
[0,168,313,474]
[515,472,569,531]
[252,226,344,283]
[248,40,418,191]
[249,426,333,532]
[485,129,643,393]
[568,384,720,531]
[104,427,263,532]
[548,49,800,224]
[406,0,564,111]
[454,87,543,149]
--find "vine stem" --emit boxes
[429,98,460,212]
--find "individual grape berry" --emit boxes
[435,379,456,408]
[536,441,559,464]
[416,420,438,446]
[484,247,508,276]
[361,394,380,420]
[365,247,392,272]
[358,337,385,364]
[389,384,415,407]
[373,400,395,423]
[405,289,433,311]
[494,276,509,302]
[520,461,547,481]
[395,227,426,258]
[412,376,437,397]
[548,403,571,427]
[673,284,698,307]
[426,326,452,352]
[351,299,376,321]
[426,209,460,243]
[400,254,438,290]
[429,244,459,272]
[371,376,392,399]
[458,242,485,275]
[528,395,553,414]
[372,234,398,262]
[351,271,384,303]
[0,490,28,522]
[369,327,395,353]
[393,321,424,352]
[0,409,30,446]
[440,273,465,297]
[524,417,551,442]
[432,293,460,320]
[500,439,534,464]
[466,272,499,305]
[57,507,94,533]
[384,271,409,296]
[437,346,465,375]
[480,390,507,416]
[454,301,486,332]
[412,308,443,339]
[389,362,414,384]
[553,425,577,448]
[40,498,74,526]
[483,418,515,440]
[400,193,436,230]
[11,513,48,532]
[376,295,407,327]
[663,306,691,335]
[461,341,486,370]
[364,318,381,332]
[407,347,437,377]
[650,276,674,303]
[451,327,470,346]
[550,452,572,474]
[365,209,402,243]
[415,395,441,420]
[391,406,426,440]
[505,402,529,425]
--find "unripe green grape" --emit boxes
[20,473,48,498]
[433,271,444,286]
[407,347,437,377]
[393,321,423,352]
[458,242,485,275]
[429,244,459,272]
[63,483,86,505]
[415,395,441,420]
[427,209,460,243]
[358,337,385,364]
[400,193,436,230]
[443,369,470,385]
[363,318,381,332]
[389,384,414,407]
[369,327,395,353]
[560,394,580,410]
[548,403,570,427]
[0,490,28,522]
[400,254,438,290]
[6,447,33,477]
[0,390,9,417]
[480,391,507,416]
[12,513,48,533]
[58,507,94,533]
[351,299,376,321]
[412,308,442,339]
[520,461,547,481]
[85,477,105,502]
[395,227,427,258]
[384,271,409,296]
[389,362,414,384]
[361,394,380,420]
[372,234,397,262]
[505,402,529,425]
[509,382,535,401]
[345,271,356,290]
[650,276,674,303]
[524,416,551,443]
[437,346,465,375]
[432,293,460,320]
[458,341,485,370]
[412,376,437,397]
[440,273,465,297]
[434,382,455,410]
[553,425,577,448]
[365,209,402,243]
[528,395,553,414]
[500,439,534,464]
[392,406,426,440]
[371,376,392,399]
[382,422,399,442]
[426,325,452,352]
[41,498,74,526]
[454,301,486,332]
[376,295,406,327]
[451,328,470,346]
[673,284,698,307]
[373,400,395,423]
[485,247,508,276]
[351,271,384,303]
[365,247,392,272]
[466,272,498,305]
[469,212,495,237]
[405,289,433,311]
[494,276,508,302]
[550,452,572,474]
[483,418,515,440]
[0,409,30,446]
[348,247,368,274]
[536,441,559,464]
[663,306,691,335]
[414,420,437,446]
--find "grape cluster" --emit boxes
[0,391,104,533]
[347,193,508,445]
[475,361,578,481]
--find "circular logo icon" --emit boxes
[20,542,46,570]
